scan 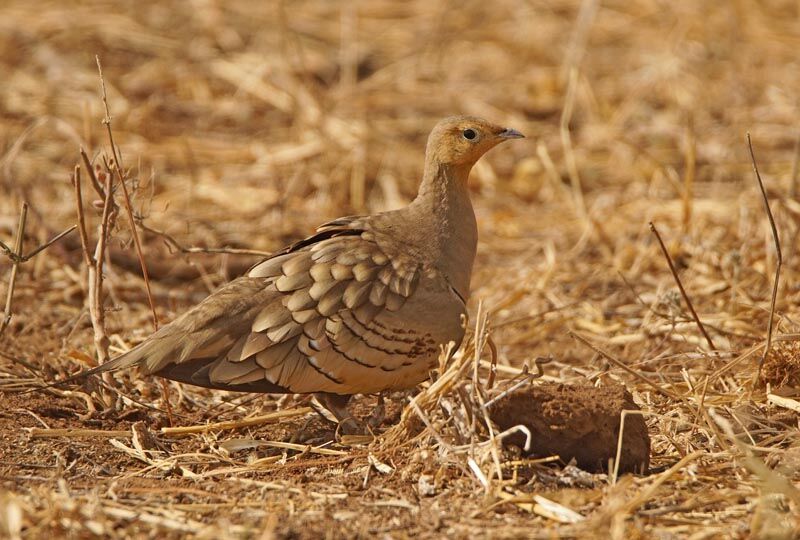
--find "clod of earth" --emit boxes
[489,383,650,474]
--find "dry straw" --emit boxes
[1,0,799,537]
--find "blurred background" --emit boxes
[1,0,799,377]
[3,1,800,537]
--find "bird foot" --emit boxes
[307,392,385,439]
[366,393,386,430]
[289,415,364,445]
[314,392,383,439]
[336,416,365,436]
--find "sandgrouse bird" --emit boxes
[70,116,524,431]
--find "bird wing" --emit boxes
[86,221,449,395]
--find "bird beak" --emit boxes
[498,127,525,139]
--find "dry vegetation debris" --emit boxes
[1,0,800,538]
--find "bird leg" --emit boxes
[366,392,386,431]
[315,392,362,435]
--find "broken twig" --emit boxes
[1,203,76,335]
[649,221,716,351]
[747,133,782,387]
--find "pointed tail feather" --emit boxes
[25,342,151,393]
[27,277,275,394]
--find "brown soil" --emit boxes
[3,0,800,537]
[490,383,650,474]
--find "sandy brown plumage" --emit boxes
[70,116,524,426]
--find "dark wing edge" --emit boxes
[245,215,367,276]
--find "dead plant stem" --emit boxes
[747,133,782,387]
[0,202,27,335]
[649,221,716,351]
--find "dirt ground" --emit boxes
[2,0,800,538]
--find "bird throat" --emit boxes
[411,161,478,300]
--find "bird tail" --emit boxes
[28,277,273,394]
[26,341,152,393]
[88,344,151,376]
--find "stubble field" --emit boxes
[1,1,799,538]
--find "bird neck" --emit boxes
[411,160,478,300]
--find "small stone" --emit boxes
[417,474,436,497]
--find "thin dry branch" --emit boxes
[159,407,314,435]
[138,221,272,257]
[17,226,76,262]
[72,161,116,369]
[96,56,173,421]
[0,204,75,336]
[92,171,116,364]
[0,203,27,336]
[789,131,800,199]
[95,56,159,332]
[29,428,131,438]
[681,115,696,234]
[649,221,716,351]
[569,330,681,399]
[80,148,106,200]
[747,133,782,387]
[72,166,92,267]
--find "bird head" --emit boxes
[425,115,524,168]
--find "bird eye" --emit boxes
[462,128,477,141]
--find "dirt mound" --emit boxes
[489,383,650,474]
